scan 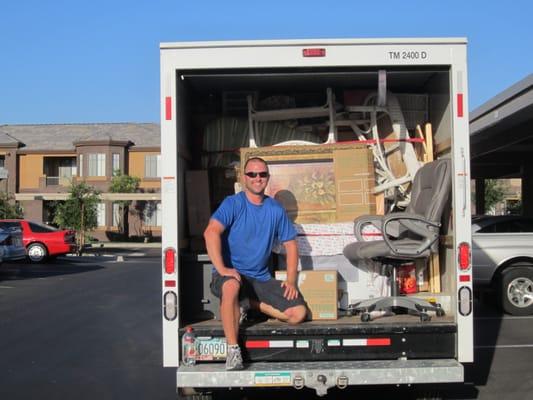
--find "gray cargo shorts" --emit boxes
[210,271,306,312]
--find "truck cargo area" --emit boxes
[175,64,458,360]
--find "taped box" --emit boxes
[275,270,338,320]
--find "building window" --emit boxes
[97,203,106,227]
[79,154,83,177]
[112,153,120,175]
[58,158,77,179]
[88,153,106,177]
[143,201,161,226]
[0,155,5,168]
[112,202,121,227]
[144,154,161,178]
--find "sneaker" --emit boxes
[225,345,244,371]
[239,306,248,324]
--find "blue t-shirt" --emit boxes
[211,191,297,281]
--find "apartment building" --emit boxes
[0,123,161,241]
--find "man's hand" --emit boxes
[222,267,241,283]
[281,281,299,300]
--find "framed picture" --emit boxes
[240,144,376,224]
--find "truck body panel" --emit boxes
[160,38,473,394]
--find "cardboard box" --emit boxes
[185,170,211,236]
[275,270,338,320]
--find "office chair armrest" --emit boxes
[353,215,383,241]
[382,213,441,256]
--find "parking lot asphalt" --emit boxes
[1,253,533,399]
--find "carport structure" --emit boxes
[470,74,533,216]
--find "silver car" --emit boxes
[0,227,26,262]
[472,215,533,316]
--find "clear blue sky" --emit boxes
[1,0,531,125]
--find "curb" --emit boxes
[86,242,162,249]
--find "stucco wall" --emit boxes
[19,155,44,189]
[128,151,161,190]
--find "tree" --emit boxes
[108,172,140,236]
[53,181,100,254]
[484,179,506,214]
[0,192,23,219]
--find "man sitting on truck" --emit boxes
[204,157,308,371]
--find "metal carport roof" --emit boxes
[470,74,533,179]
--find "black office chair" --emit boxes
[343,158,451,322]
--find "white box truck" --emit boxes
[160,38,473,398]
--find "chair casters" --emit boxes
[361,312,372,322]
[419,312,431,322]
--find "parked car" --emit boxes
[472,215,533,316]
[0,227,26,262]
[0,220,76,263]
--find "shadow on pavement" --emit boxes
[0,260,105,281]
[464,295,503,391]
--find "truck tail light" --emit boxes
[458,242,470,270]
[458,286,472,316]
[303,48,326,57]
[164,247,176,274]
[163,291,177,321]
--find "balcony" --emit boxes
[45,176,73,186]
[40,156,77,191]
[39,175,74,191]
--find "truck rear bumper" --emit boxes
[177,359,463,394]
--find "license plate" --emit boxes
[195,337,227,361]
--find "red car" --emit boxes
[0,220,76,263]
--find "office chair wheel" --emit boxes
[436,308,445,317]
[419,313,431,322]
[361,312,372,322]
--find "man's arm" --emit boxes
[203,218,241,282]
[281,239,299,300]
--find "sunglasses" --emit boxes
[244,171,269,178]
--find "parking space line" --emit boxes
[475,315,533,320]
[475,344,533,349]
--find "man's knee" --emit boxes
[284,305,307,324]
[221,278,240,300]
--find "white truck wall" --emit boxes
[160,37,474,371]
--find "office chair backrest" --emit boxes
[405,158,452,250]
[406,158,451,220]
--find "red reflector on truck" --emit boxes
[457,93,464,117]
[303,48,326,57]
[245,340,294,349]
[458,242,470,270]
[164,247,176,274]
[165,96,172,120]
[343,338,391,347]
[366,338,391,346]
[164,280,176,287]
[459,274,471,282]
